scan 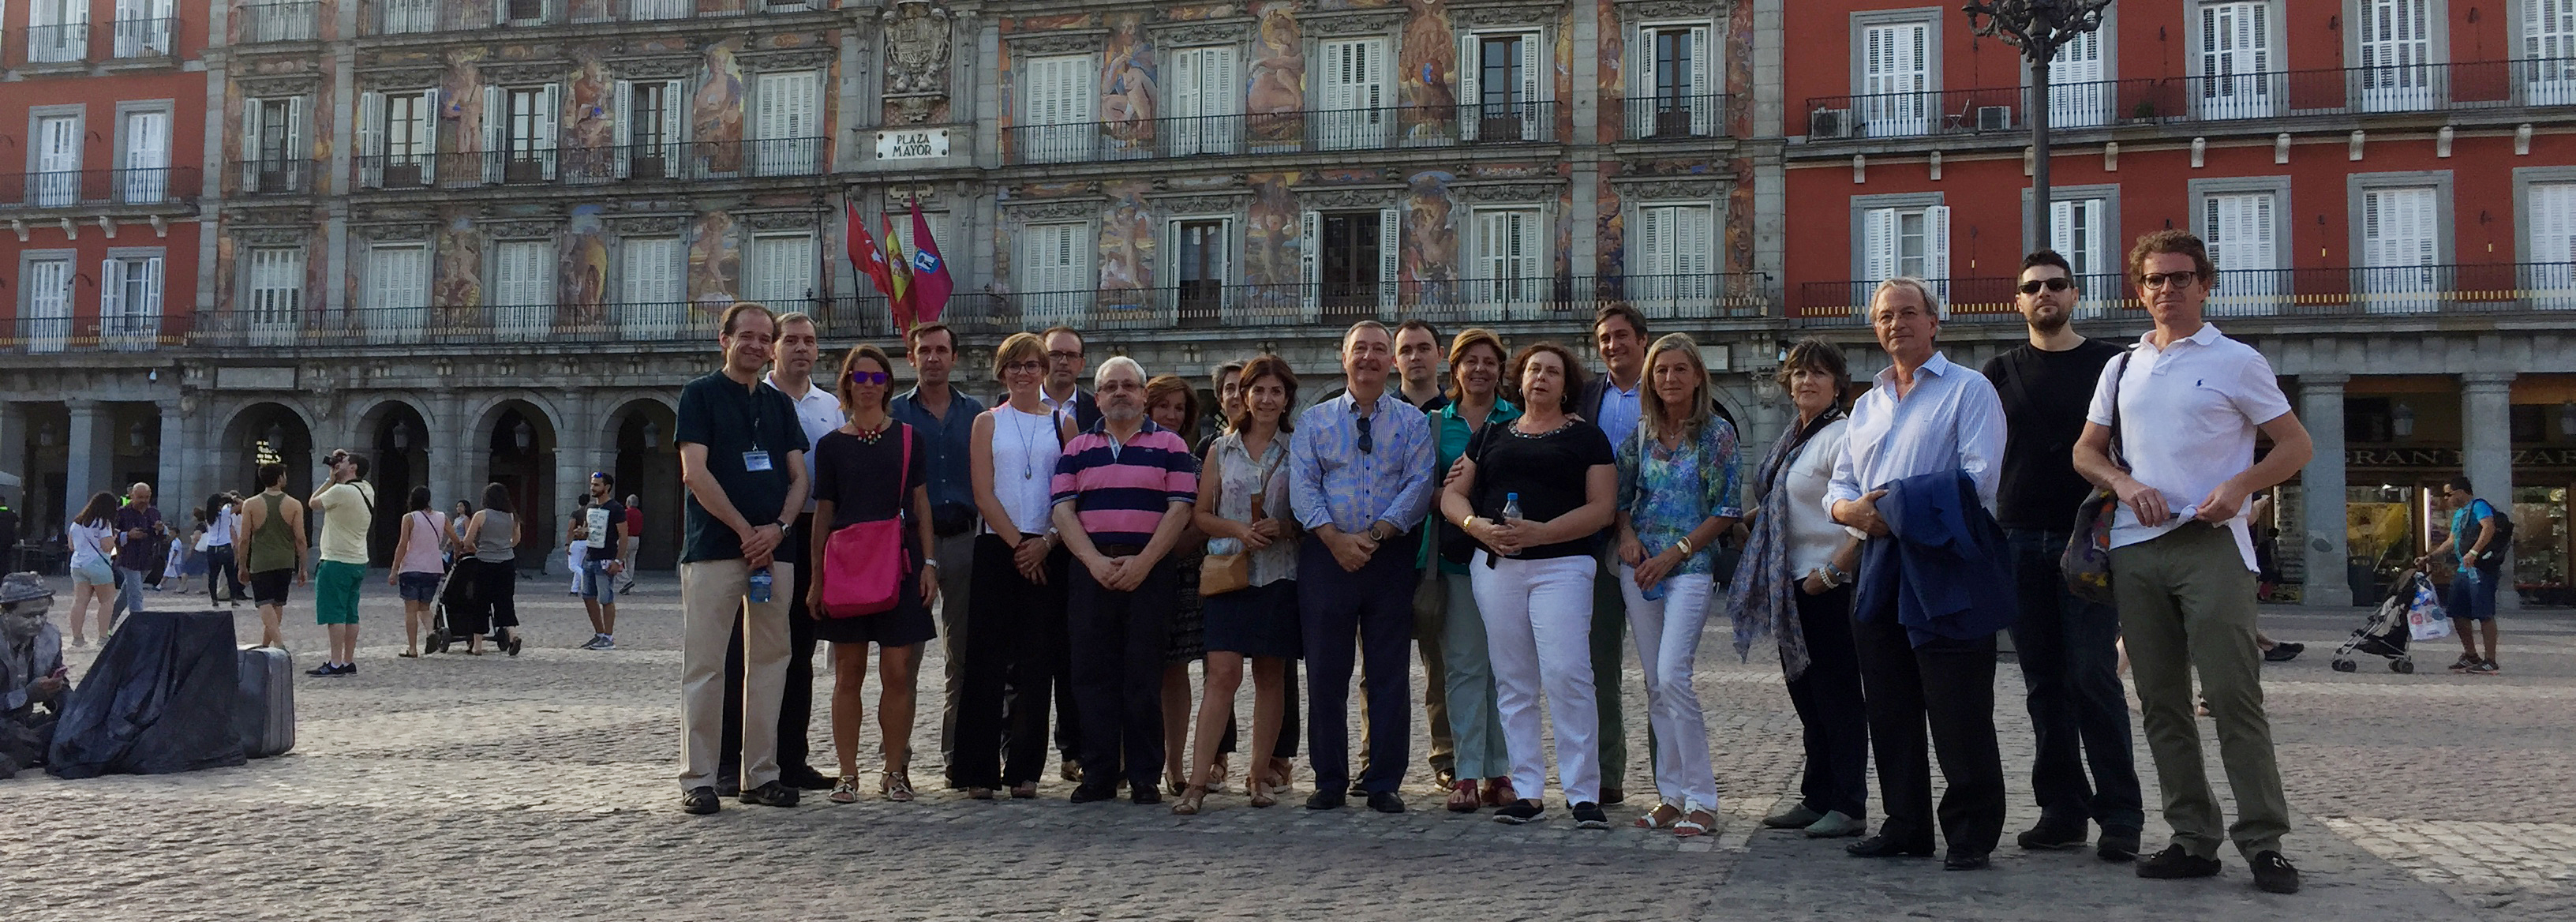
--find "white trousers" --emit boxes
[1471,552,1602,805]
[679,558,793,792]
[1618,566,1721,811]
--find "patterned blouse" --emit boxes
[1615,417,1747,578]
[1205,430,1298,588]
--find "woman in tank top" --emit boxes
[459,482,524,656]
[387,485,449,658]
[953,332,1080,799]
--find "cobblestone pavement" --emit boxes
[2,575,2566,921]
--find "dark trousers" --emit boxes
[1298,533,1415,795]
[1046,545,1083,764]
[206,545,242,603]
[722,515,818,779]
[957,534,1065,789]
[1784,584,1870,819]
[1066,550,1175,793]
[2007,528,2146,833]
[1850,598,2006,853]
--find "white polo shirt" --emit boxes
[2085,322,2291,570]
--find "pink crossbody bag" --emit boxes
[821,426,913,617]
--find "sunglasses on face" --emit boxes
[2017,277,2072,294]
[849,370,891,386]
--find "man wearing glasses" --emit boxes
[1979,250,2144,861]
[2074,230,2315,894]
[1038,326,1104,433]
[1288,320,1436,812]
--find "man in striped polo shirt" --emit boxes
[1050,356,1201,806]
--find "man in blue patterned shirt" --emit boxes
[1289,320,1437,813]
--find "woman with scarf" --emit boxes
[1725,337,1870,839]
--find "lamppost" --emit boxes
[1964,0,2111,251]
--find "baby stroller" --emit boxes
[424,559,523,657]
[2331,570,2424,673]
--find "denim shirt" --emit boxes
[1288,389,1437,537]
[890,385,987,515]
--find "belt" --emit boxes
[931,504,977,538]
[1096,543,1146,557]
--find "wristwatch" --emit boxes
[923,559,942,570]
[1820,562,1849,588]
[1368,522,1394,542]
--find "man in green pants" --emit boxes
[2074,230,2312,895]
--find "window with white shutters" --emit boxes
[631,0,689,21]
[753,71,822,175]
[29,0,89,63]
[748,234,817,307]
[1475,208,1544,305]
[1459,32,1544,141]
[1020,222,1091,326]
[2048,198,2109,281]
[244,97,306,193]
[99,255,165,350]
[246,247,305,347]
[1633,26,1713,138]
[2203,191,2281,309]
[2361,186,2439,311]
[1319,39,1389,150]
[2049,25,2108,127]
[2527,0,2576,104]
[119,110,171,203]
[1860,22,1930,137]
[1166,47,1243,156]
[492,85,560,182]
[2357,0,2437,111]
[380,0,437,34]
[621,236,685,340]
[112,0,174,58]
[1166,217,1233,322]
[1023,55,1098,163]
[34,114,81,208]
[492,239,556,337]
[2199,2,2274,119]
[1862,204,1951,308]
[1636,204,1713,313]
[23,258,73,354]
[2530,182,2576,307]
[365,245,429,344]
[613,79,685,179]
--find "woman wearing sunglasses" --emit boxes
[806,343,939,804]
[956,332,1079,799]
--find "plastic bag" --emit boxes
[2405,574,2453,642]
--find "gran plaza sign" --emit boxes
[2346,448,2576,468]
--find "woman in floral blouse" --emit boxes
[1611,332,1744,836]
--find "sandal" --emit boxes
[882,769,915,802]
[828,777,859,804]
[1171,784,1208,815]
[1675,808,1716,838]
[1249,781,1277,809]
[1211,755,1230,793]
[1010,782,1038,800]
[1267,756,1294,790]
[1445,779,1482,813]
[1637,804,1683,830]
[398,650,419,658]
[1483,778,1515,808]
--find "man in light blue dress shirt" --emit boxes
[1575,303,1649,802]
[1289,321,1436,813]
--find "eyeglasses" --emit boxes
[1046,350,1084,363]
[849,370,891,386]
[2017,277,2072,294]
[1002,360,1045,373]
[2139,271,2202,290]
[1355,414,1374,454]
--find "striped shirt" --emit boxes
[1050,419,1199,549]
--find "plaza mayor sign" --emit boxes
[877,128,949,160]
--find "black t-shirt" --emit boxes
[582,500,627,552]
[1465,418,1616,560]
[676,371,811,563]
[812,425,932,553]
[1982,339,2123,531]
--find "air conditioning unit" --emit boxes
[1976,106,2013,132]
[1810,107,1855,139]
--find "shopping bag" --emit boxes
[2405,573,2453,642]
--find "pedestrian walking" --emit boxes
[238,463,308,650]
[2417,476,2507,673]
[203,494,245,606]
[957,332,1078,800]
[620,494,642,594]
[64,492,119,646]
[458,483,523,657]
[807,343,939,805]
[108,483,167,624]
[388,486,447,658]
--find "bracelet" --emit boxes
[1676,536,1694,555]
[923,559,941,570]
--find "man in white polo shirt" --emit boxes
[2073,230,2315,895]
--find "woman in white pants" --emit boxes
[1612,334,1743,836]
[1440,342,1619,829]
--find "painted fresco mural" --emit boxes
[1099,13,1158,156]
[687,210,743,318]
[566,48,617,155]
[694,41,747,173]
[1398,0,1456,141]
[1597,163,1626,278]
[443,48,486,158]
[1246,2,1306,145]
[1099,181,1155,291]
[1402,171,1458,289]
[1596,0,1624,144]
[1244,172,1301,290]
[560,206,612,330]
[434,208,486,329]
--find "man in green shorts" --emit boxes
[308,451,376,677]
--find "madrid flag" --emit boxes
[908,197,954,323]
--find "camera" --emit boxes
[320,449,350,467]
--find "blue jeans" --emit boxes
[110,568,148,623]
[2005,528,2145,832]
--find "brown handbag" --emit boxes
[1200,444,1281,596]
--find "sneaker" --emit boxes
[2248,850,2301,894]
[1571,801,1610,830]
[2136,845,2223,879]
[2449,654,2480,672]
[2017,815,2091,850]
[1069,785,1118,804]
[1492,799,1547,824]
[2099,826,2144,862]
[2469,659,2500,675]
[578,634,605,650]
[1803,810,1868,838]
[738,781,799,808]
[2263,642,2305,663]
[680,786,721,815]
[340,662,357,677]
[594,635,616,650]
[305,662,337,677]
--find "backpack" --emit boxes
[2468,499,2514,571]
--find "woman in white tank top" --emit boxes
[953,333,1079,798]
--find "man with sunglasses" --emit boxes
[1288,320,1436,813]
[2074,230,2314,894]
[1979,250,2144,862]
[2416,477,2507,674]
[575,472,627,650]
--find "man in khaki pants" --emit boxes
[2074,230,2314,894]
[676,302,811,815]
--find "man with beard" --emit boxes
[0,572,66,778]
[1980,251,2144,861]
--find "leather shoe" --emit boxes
[1129,786,1163,807]
[1846,834,1936,858]
[713,778,742,799]
[1943,849,1992,871]
[1601,787,1626,805]
[2017,815,2090,850]
[2098,826,2144,862]
[2248,851,2301,894]
[1366,791,1406,814]
[1762,805,1825,829]
[1069,785,1118,804]
[1305,790,1347,810]
[780,766,835,791]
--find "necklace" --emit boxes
[849,419,890,445]
[1011,405,1046,479]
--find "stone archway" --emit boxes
[601,397,680,570]
[474,400,559,569]
[355,399,433,567]
[215,402,318,501]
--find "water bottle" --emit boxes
[1207,537,1243,556]
[1641,575,1668,602]
[1488,493,1522,569]
[748,567,773,604]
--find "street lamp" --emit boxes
[1963,0,2112,250]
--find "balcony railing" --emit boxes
[110,17,174,58]
[951,273,1768,335]
[0,167,200,209]
[353,138,826,190]
[370,0,440,34]
[188,298,851,348]
[1619,93,1729,141]
[1,313,183,354]
[1804,58,2576,140]
[1002,101,1563,166]
[365,0,808,33]
[241,2,320,43]
[1792,264,2576,324]
[234,160,316,195]
[25,22,88,64]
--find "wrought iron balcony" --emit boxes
[240,2,320,44]
[189,298,855,349]
[1,313,184,354]
[1803,58,2576,141]
[234,160,317,196]
[0,167,200,209]
[353,138,826,190]
[24,22,88,64]
[1002,101,1564,166]
[947,273,1768,335]
[109,16,174,58]
[1619,93,1730,141]
[1792,264,2576,324]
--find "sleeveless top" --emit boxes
[397,511,447,575]
[245,491,297,573]
[986,404,1061,537]
[475,511,517,564]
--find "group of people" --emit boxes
[666,229,2312,894]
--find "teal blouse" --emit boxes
[1614,417,1745,578]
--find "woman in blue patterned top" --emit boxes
[1611,332,1744,836]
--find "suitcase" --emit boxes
[234,646,296,759]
